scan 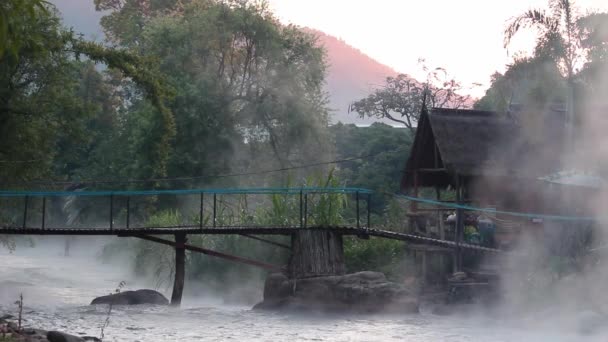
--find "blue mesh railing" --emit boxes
[0,187,373,231]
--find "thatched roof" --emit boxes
[401,107,566,189]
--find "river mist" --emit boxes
[0,238,605,341]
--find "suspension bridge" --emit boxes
[0,187,499,250]
[0,187,502,305]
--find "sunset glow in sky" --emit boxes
[268,0,608,98]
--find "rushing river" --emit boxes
[0,239,604,341]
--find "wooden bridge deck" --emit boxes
[0,187,505,307]
[0,187,502,253]
[0,225,501,253]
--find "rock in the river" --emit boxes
[47,331,84,342]
[91,289,169,305]
[253,271,419,314]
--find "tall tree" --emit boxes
[330,122,412,212]
[93,0,332,185]
[504,0,585,144]
[0,1,173,186]
[576,12,608,98]
[0,0,50,59]
[504,0,582,80]
[504,1,608,145]
[349,64,470,132]
[475,56,565,112]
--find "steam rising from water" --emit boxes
[2,242,605,341]
[470,62,608,335]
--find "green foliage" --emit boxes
[578,13,608,64]
[0,1,174,186]
[482,2,608,115]
[0,0,51,59]
[330,122,412,213]
[0,337,18,342]
[475,56,566,112]
[131,211,182,286]
[89,0,331,186]
[343,237,408,280]
[2,0,332,195]
[70,39,176,178]
[300,168,348,226]
[0,4,76,185]
[504,0,581,79]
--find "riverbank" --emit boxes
[1,314,100,342]
[2,245,607,341]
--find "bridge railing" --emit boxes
[0,187,373,231]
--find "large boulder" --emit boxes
[46,331,101,342]
[253,271,419,314]
[47,331,84,342]
[91,289,169,305]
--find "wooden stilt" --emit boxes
[136,234,283,271]
[171,233,187,307]
[421,250,427,287]
[437,188,446,280]
[455,176,464,272]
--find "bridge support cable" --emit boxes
[362,228,502,253]
[134,235,284,272]
[238,234,291,250]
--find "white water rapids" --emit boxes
[0,238,604,341]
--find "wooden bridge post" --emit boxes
[170,233,187,306]
[289,230,345,278]
[41,197,46,229]
[22,196,29,229]
[455,177,464,272]
[436,188,447,279]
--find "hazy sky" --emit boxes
[51,0,608,98]
[267,0,608,97]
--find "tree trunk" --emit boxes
[289,230,345,278]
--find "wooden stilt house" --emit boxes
[400,105,578,272]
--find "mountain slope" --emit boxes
[307,29,400,125]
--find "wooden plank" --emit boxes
[135,235,284,272]
[407,244,453,252]
[417,168,447,172]
[239,234,291,249]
